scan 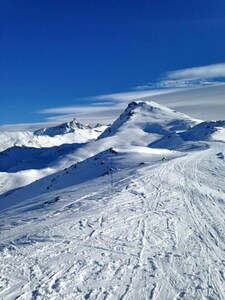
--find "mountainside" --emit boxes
[100,101,198,138]
[0,100,225,300]
[0,101,189,197]
[98,101,200,153]
[149,119,225,150]
[34,118,92,137]
[0,120,107,152]
[182,120,225,142]
[0,121,107,195]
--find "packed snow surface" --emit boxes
[0,100,225,299]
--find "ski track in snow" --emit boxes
[0,143,225,300]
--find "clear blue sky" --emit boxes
[1,0,225,125]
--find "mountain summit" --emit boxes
[34,118,91,137]
[100,100,197,139]
[0,100,225,300]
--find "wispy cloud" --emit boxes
[91,101,115,106]
[2,63,225,132]
[150,83,225,121]
[36,80,225,127]
[45,109,122,125]
[167,63,225,80]
[134,63,225,90]
[38,105,120,115]
[86,89,178,103]
[134,79,218,90]
[0,121,60,132]
[36,89,180,127]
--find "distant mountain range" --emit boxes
[0,99,225,299]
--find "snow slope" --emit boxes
[0,100,225,299]
[0,146,181,211]
[0,141,225,299]
[182,120,225,142]
[0,101,188,199]
[0,120,107,152]
[99,101,198,139]
[0,121,107,195]
[33,119,92,137]
[149,120,225,150]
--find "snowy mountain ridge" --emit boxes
[34,118,92,137]
[100,100,198,139]
[0,100,225,300]
[0,120,107,196]
[0,120,107,152]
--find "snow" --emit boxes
[0,101,225,299]
[33,118,92,137]
[182,120,225,142]
[99,100,198,139]
[0,121,107,195]
[0,121,107,152]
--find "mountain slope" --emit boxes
[100,101,198,139]
[0,100,190,203]
[182,120,225,142]
[0,121,107,195]
[34,118,91,137]
[0,100,225,300]
[0,120,107,152]
[0,140,224,299]
[0,146,181,211]
[149,120,225,150]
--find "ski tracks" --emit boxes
[0,143,225,299]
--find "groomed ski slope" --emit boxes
[0,141,225,300]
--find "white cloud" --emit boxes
[88,89,179,103]
[134,79,218,90]
[2,63,225,132]
[38,82,225,126]
[149,83,225,120]
[167,63,225,80]
[45,109,123,126]
[35,89,179,128]
[0,121,60,132]
[91,101,115,106]
[38,105,120,115]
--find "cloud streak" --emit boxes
[36,81,225,127]
[167,63,225,80]
[38,105,120,115]
[2,63,225,132]
[134,79,218,90]
[84,89,179,103]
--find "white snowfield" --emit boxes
[0,101,225,300]
[0,122,107,195]
[0,120,107,152]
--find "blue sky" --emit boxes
[1,0,225,129]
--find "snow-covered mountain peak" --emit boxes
[127,100,171,111]
[0,121,107,153]
[34,118,91,137]
[100,100,197,139]
[117,100,188,117]
[1,99,225,299]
